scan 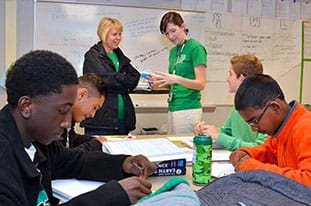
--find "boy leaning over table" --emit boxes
[230,74,311,187]
[60,73,107,151]
[0,50,155,206]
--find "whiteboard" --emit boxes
[34,2,302,105]
[35,2,204,75]
[204,12,301,104]
[302,61,311,104]
[302,22,311,104]
[303,21,311,59]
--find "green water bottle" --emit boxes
[192,134,212,185]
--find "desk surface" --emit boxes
[106,134,231,191]
[54,134,232,202]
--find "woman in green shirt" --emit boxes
[195,55,268,151]
[150,11,207,134]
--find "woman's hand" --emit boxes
[148,72,178,87]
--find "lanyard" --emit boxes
[173,39,187,75]
[170,39,187,102]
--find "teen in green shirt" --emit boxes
[195,55,267,151]
[167,38,207,112]
[150,11,207,134]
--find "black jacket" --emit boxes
[60,120,102,151]
[81,42,140,132]
[0,105,131,206]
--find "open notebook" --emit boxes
[102,138,193,163]
[52,179,104,202]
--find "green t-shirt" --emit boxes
[168,38,207,112]
[217,107,268,151]
[107,52,125,120]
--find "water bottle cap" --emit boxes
[194,134,212,145]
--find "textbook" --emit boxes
[153,159,187,176]
[102,138,193,163]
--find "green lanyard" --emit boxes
[173,39,187,75]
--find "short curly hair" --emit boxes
[6,50,78,108]
[78,73,107,97]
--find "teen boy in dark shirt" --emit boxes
[0,50,155,206]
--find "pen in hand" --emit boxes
[133,161,145,179]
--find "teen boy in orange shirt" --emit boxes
[230,74,311,187]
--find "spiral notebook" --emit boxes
[52,179,104,202]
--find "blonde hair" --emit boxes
[97,17,123,42]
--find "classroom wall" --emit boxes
[28,1,303,106]
[4,0,311,134]
[5,0,16,69]
[134,105,233,134]
[75,106,233,135]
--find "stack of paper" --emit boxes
[212,150,231,161]
[212,162,235,177]
[102,138,193,163]
[52,179,104,202]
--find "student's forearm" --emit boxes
[174,76,205,90]
[239,140,275,163]
[239,158,311,187]
[217,133,265,151]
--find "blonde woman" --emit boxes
[82,17,140,135]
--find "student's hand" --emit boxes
[230,150,250,172]
[194,121,207,134]
[123,155,156,179]
[119,176,152,204]
[95,136,107,144]
[201,124,219,141]
[194,122,219,141]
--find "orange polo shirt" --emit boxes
[239,102,311,187]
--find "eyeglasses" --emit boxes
[247,94,280,127]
